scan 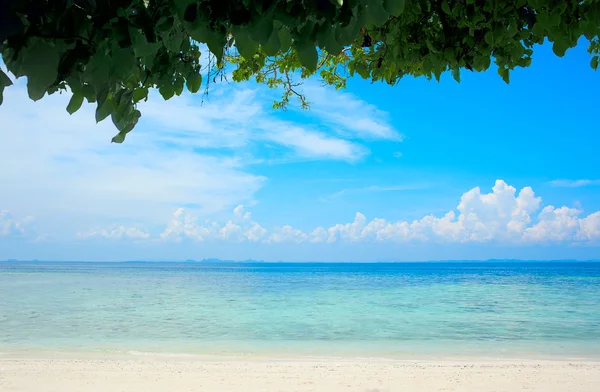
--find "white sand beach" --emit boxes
[1,355,599,392]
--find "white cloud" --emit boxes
[70,180,600,245]
[302,84,402,141]
[160,208,216,242]
[0,82,266,228]
[12,180,600,246]
[268,225,308,243]
[579,212,600,242]
[523,206,581,242]
[549,179,600,187]
[263,123,367,161]
[0,76,397,236]
[0,210,32,237]
[233,205,251,220]
[78,225,150,240]
[140,87,370,162]
[159,206,266,243]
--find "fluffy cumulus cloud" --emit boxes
[72,179,600,246]
[159,205,268,243]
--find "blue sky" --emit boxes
[1,40,599,261]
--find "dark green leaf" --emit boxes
[186,71,202,93]
[249,18,274,45]
[174,76,184,96]
[111,48,136,80]
[498,67,510,84]
[133,87,148,103]
[295,43,318,72]
[441,1,451,15]
[367,2,390,27]
[159,84,175,100]
[317,24,343,55]
[233,26,259,59]
[95,93,113,123]
[82,84,96,103]
[21,39,60,101]
[552,39,569,57]
[452,68,460,83]
[66,93,84,115]
[262,28,281,57]
[591,56,599,71]
[111,131,127,144]
[484,31,494,47]
[383,0,405,16]
[278,27,292,53]
[129,28,161,57]
[0,69,13,106]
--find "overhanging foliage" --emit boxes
[1,0,599,142]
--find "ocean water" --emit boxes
[1,261,600,358]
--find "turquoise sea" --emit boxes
[1,261,599,358]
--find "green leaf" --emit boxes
[0,69,13,106]
[441,1,451,15]
[591,56,599,71]
[111,131,127,144]
[249,18,274,45]
[329,0,343,7]
[498,67,510,84]
[317,24,343,55]
[129,28,161,57]
[159,84,175,100]
[262,28,281,57]
[508,23,518,37]
[111,48,136,80]
[81,84,96,103]
[233,26,259,59]
[133,87,148,103]
[186,71,202,93]
[164,31,184,52]
[278,27,292,53]
[383,0,405,16]
[552,39,569,57]
[484,31,494,47]
[21,39,60,101]
[367,2,390,27]
[111,110,141,143]
[174,0,196,20]
[95,92,113,123]
[295,43,318,73]
[85,51,110,93]
[66,93,84,115]
[452,68,460,83]
[482,56,491,71]
[174,76,184,96]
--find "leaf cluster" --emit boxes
[1,0,598,141]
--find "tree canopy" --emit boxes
[1,0,599,142]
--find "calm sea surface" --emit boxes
[1,262,599,358]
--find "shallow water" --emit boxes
[1,261,599,358]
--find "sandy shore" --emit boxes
[1,355,599,392]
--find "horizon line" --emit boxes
[2,259,600,263]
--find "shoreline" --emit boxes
[2,349,600,363]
